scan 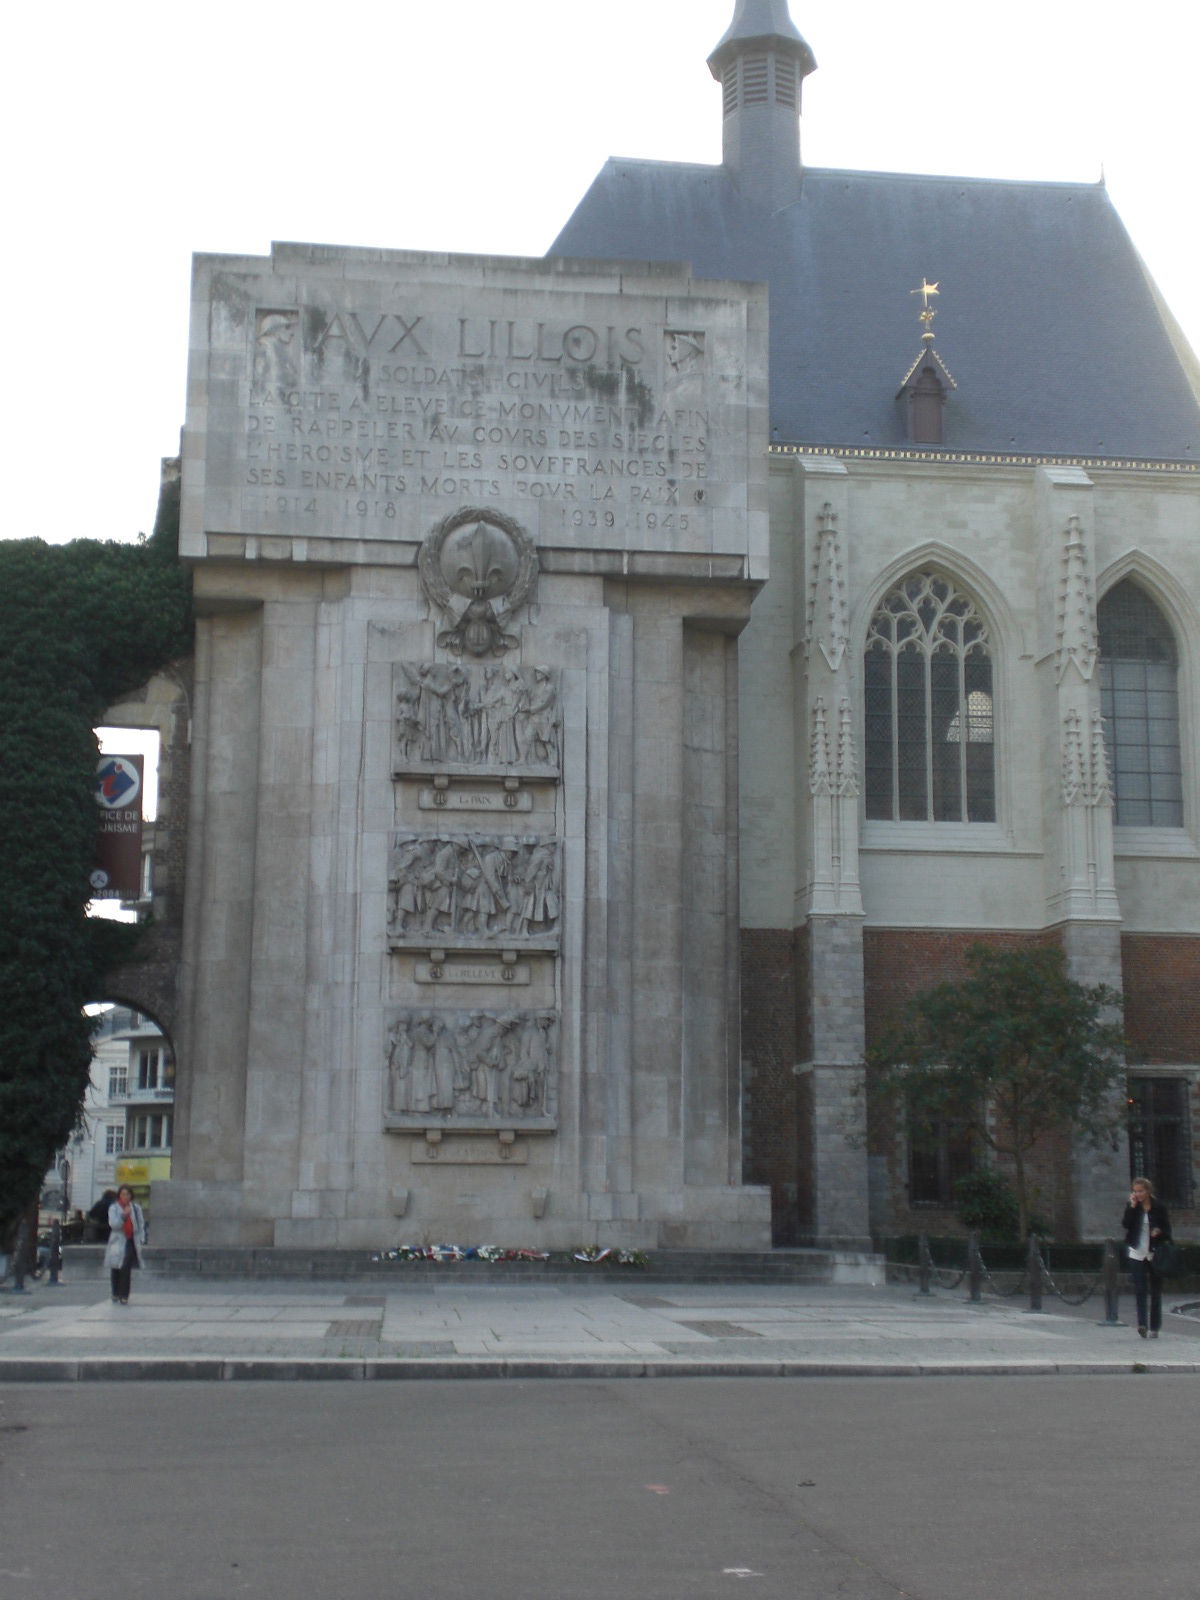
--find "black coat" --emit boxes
[1121,1200,1172,1256]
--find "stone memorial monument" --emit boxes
[155,243,771,1248]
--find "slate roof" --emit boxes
[548,158,1200,462]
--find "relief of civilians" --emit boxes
[104,1185,146,1305]
[1122,1176,1172,1339]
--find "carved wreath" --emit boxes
[418,507,539,658]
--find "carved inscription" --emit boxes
[417,787,533,814]
[385,1008,558,1126]
[239,300,710,527]
[414,960,531,986]
[388,832,561,946]
[394,663,560,776]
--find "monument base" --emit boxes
[149,1179,772,1252]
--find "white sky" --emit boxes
[7,0,1200,548]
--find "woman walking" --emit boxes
[104,1185,146,1305]
[1122,1176,1172,1338]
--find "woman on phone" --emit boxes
[104,1185,146,1305]
[1122,1176,1172,1338]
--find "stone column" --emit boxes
[681,623,743,1189]
[629,605,686,1204]
[156,601,268,1243]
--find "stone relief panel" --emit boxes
[388,832,561,946]
[385,1008,558,1127]
[394,662,561,777]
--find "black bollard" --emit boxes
[917,1232,933,1296]
[47,1218,63,1287]
[1026,1232,1043,1313]
[1099,1238,1122,1327]
[967,1229,983,1304]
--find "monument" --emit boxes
[156,244,773,1248]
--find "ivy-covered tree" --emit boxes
[870,943,1126,1237]
[0,478,192,1236]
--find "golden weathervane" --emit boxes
[910,277,940,340]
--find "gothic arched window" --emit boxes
[1098,580,1182,827]
[864,571,995,822]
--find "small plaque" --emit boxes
[409,1137,530,1165]
[415,960,531,986]
[418,787,533,813]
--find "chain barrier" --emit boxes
[893,1233,1114,1310]
[1034,1242,1105,1307]
[978,1261,1028,1298]
[890,1259,968,1292]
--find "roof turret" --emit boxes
[706,2,816,210]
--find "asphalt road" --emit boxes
[1,1377,1195,1600]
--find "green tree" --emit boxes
[870,944,1126,1238]
[0,478,192,1237]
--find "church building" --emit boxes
[551,0,1200,1244]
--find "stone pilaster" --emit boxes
[1038,468,1120,928]
[795,461,870,1245]
[1036,467,1127,1237]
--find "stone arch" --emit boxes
[1096,549,1199,668]
[852,541,1026,661]
[95,933,182,1047]
[100,664,193,930]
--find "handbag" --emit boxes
[1150,1240,1181,1279]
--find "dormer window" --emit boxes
[910,364,946,444]
[897,349,956,445]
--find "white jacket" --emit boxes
[103,1201,146,1270]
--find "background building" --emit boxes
[54,1007,174,1223]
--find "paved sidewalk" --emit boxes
[1,1269,1197,1380]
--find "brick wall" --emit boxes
[862,927,1055,1048]
[1121,936,1200,1236]
[1122,935,1200,1064]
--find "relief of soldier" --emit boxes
[395,662,561,770]
[387,1009,558,1120]
[388,833,561,941]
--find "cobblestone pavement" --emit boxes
[1,1271,1197,1377]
